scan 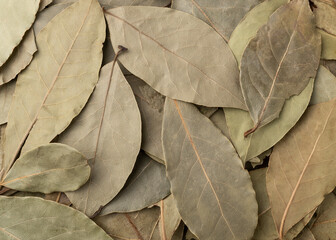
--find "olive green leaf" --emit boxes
[319,29,336,60]
[209,108,231,140]
[162,99,257,240]
[310,66,336,105]
[294,228,316,240]
[2,0,105,179]
[240,0,321,136]
[312,0,336,35]
[95,207,160,240]
[310,193,336,240]
[229,0,288,65]
[100,152,170,215]
[127,75,165,162]
[0,28,37,85]
[0,143,90,194]
[0,0,39,68]
[0,196,112,239]
[198,106,218,118]
[0,81,15,125]
[58,62,141,217]
[105,7,246,109]
[266,98,336,238]
[171,0,263,42]
[224,79,314,163]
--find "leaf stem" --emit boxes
[124,213,144,240]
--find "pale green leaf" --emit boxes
[0,196,111,239]
[0,81,15,125]
[320,29,336,60]
[105,6,246,109]
[0,143,90,194]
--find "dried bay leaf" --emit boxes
[266,98,336,238]
[171,0,264,42]
[310,193,336,239]
[224,79,314,163]
[0,196,112,239]
[105,7,246,109]
[229,0,288,65]
[197,106,218,118]
[52,0,171,7]
[127,75,165,162]
[100,152,170,215]
[0,28,37,85]
[39,0,53,11]
[162,99,257,240]
[319,29,336,60]
[209,108,231,139]
[0,81,15,125]
[294,228,316,240]
[95,207,160,240]
[2,0,105,179]
[0,143,90,194]
[0,0,40,68]
[240,0,321,135]
[321,59,336,76]
[58,62,141,217]
[310,66,336,105]
[312,0,336,35]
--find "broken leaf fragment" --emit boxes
[1,143,90,194]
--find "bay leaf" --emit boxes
[319,29,336,60]
[209,108,231,139]
[0,81,15,125]
[0,28,37,85]
[294,228,316,240]
[229,0,288,65]
[105,6,246,109]
[224,79,314,163]
[162,99,257,240]
[266,98,336,238]
[95,207,160,240]
[171,0,264,42]
[58,62,141,217]
[0,196,111,239]
[126,75,165,162]
[39,0,53,11]
[100,152,170,215]
[2,0,105,179]
[310,193,336,240]
[321,59,336,76]
[240,0,321,135]
[197,106,218,118]
[52,0,171,7]
[0,143,90,194]
[310,65,336,105]
[0,0,40,68]
[312,0,336,35]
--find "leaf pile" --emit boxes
[0,0,335,239]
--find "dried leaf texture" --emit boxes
[101,152,170,215]
[319,29,336,60]
[172,0,264,42]
[105,7,246,109]
[2,0,105,178]
[240,0,321,134]
[294,228,316,240]
[0,81,15,125]
[0,28,37,85]
[266,98,336,238]
[1,143,90,194]
[310,66,336,105]
[0,196,112,239]
[0,0,39,68]
[59,62,141,217]
[312,0,336,35]
[162,99,257,240]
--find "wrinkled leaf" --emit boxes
[240,0,320,134]
[105,6,246,109]
[0,28,37,85]
[0,81,15,125]
[0,0,39,68]
[100,152,170,215]
[319,29,336,60]
[0,196,111,239]
[171,0,263,42]
[310,66,336,105]
[127,75,165,161]
[59,62,141,217]
[266,98,336,237]
[2,0,105,179]
[224,79,314,163]
[95,207,160,240]
[0,143,90,194]
[310,193,336,240]
[229,0,288,65]
[162,99,257,240]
